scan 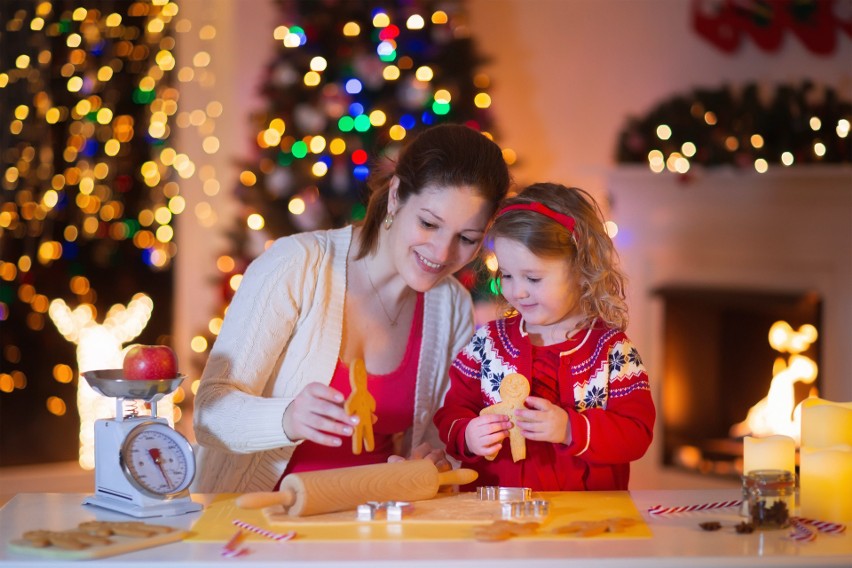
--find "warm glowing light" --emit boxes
[247,213,265,230]
[781,152,794,166]
[809,116,822,131]
[754,158,768,173]
[604,220,619,238]
[343,22,360,36]
[372,12,390,27]
[288,197,306,215]
[730,320,818,443]
[474,93,491,108]
[656,124,671,140]
[191,336,208,353]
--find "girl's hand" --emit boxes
[282,382,358,446]
[388,442,451,472]
[514,396,571,445]
[465,414,512,458]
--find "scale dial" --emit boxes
[120,421,196,498]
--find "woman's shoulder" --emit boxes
[254,226,352,267]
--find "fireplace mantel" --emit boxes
[606,165,852,488]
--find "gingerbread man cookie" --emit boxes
[344,358,375,455]
[479,372,529,462]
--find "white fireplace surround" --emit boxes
[607,166,852,489]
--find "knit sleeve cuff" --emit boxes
[561,410,591,456]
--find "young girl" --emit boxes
[434,182,655,491]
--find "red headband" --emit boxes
[496,203,575,234]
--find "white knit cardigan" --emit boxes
[191,225,474,493]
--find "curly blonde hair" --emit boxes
[487,182,629,331]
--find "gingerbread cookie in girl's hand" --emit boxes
[480,373,529,462]
[345,358,375,455]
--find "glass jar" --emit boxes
[744,469,796,529]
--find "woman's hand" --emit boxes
[465,414,511,458]
[387,442,451,472]
[282,382,358,447]
[514,396,571,445]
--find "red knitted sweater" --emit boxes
[434,314,655,491]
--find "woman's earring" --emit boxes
[383,213,394,230]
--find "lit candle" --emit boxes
[799,397,852,522]
[799,446,852,522]
[743,435,796,474]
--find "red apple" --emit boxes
[123,344,178,381]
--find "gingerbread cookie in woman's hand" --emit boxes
[345,358,375,455]
[479,373,529,462]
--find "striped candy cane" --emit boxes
[648,500,742,515]
[232,519,296,542]
[790,517,846,534]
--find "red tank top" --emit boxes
[274,293,424,488]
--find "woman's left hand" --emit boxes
[387,442,451,472]
[514,396,571,445]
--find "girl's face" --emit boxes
[387,183,492,292]
[493,236,581,334]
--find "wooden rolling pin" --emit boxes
[236,459,478,516]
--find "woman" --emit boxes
[192,124,511,493]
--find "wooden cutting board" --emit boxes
[7,528,187,560]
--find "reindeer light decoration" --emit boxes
[48,293,174,469]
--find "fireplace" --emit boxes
[606,167,851,489]
[655,286,821,477]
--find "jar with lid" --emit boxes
[743,469,796,529]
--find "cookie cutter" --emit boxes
[501,499,550,520]
[356,501,414,522]
[477,486,532,502]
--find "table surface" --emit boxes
[1,490,850,567]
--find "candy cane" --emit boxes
[232,519,296,542]
[221,529,249,558]
[790,516,846,534]
[648,500,742,515]
[789,518,817,542]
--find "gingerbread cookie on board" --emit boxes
[479,372,529,462]
[344,358,375,455]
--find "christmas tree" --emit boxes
[0,1,182,466]
[190,0,510,370]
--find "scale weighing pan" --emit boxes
[83,369,186,401]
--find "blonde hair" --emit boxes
[488,182,629,331]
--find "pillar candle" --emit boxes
[800,398,852,448]
[799,397,852,522]
[799,445,852,522]
[743,435,796,474]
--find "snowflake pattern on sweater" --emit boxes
[454,318,650,411]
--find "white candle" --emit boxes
[799,445,852,523]
[800,398,852,448]
[743,435,796,474]
[799,397,852,522]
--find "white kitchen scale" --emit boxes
[81,369,203,518]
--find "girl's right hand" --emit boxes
[465,414,512,458]
[282,382,358,447]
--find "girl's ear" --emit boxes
[387,176,400,214]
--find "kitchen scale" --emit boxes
[81,369,203,518]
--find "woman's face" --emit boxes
[387,183,492,292]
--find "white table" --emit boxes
[1,490,850,567]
